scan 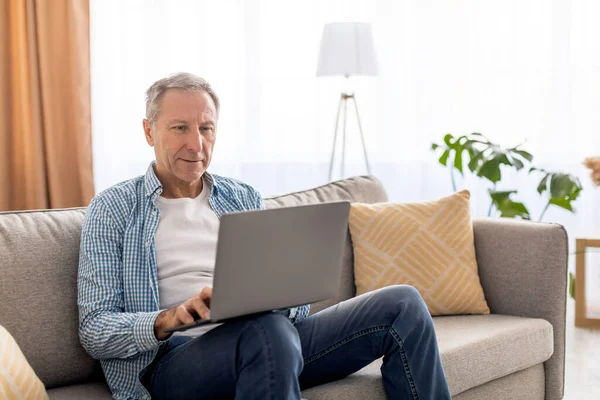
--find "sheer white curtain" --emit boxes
[90,0,600,240]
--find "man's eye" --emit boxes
[174,126,186,131]
[201,127,214,132]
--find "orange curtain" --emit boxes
[0,0,94,211]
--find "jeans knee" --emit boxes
[243,313,303,372]
[376,285,431,325]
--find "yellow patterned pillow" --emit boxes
[349,190,490,316]
[0,325,48,400]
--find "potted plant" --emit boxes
[432,133,583,298]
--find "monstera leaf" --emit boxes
[432,134,468,173]
[432,133,582,222]
[432,133,533,183]
[488,190,531,220]
[474,142,532,184]
[532,168,583,220]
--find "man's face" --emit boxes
[143,89,217,186]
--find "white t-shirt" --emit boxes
[155,179,221,337]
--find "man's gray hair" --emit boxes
[145,72,220,127]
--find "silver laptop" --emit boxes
[164,201,350,333]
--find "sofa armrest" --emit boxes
[473,217,567,400]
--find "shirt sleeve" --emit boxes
[252,188,311,323]
[252,188,265,211]
[78,196,165,360]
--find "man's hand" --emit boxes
[154,286,213,340]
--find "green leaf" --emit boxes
[468,149,483,172]
[443,134,454,146]
[438,149,450,166]
[467,133,491,145]
[432,143,439,151]
[497,153,512,166]
[549,173,568,198]
[463,140,476,149]
[549,173,581,199]
[478,160,501,183]
[569,272,575,300]
[489,190,517,201]
[537,174,549,194]
[489,190,531,219]
[456,135,468,144]
[499,201,531,219]
[549,197,574,212]
[466,137,488,145]
[513,149,533,162]
[477,155,508,183]
[511,157,524,170]
[454,148,464,174]
[449,136,468,152]
[534,172,583,216]
[488,190,515,209]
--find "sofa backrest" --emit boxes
[0,175,388,388]
[265,176,388,314]
[0,208,99,389]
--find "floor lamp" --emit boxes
[317,22,379,182]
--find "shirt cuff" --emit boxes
[288,307,298,321]
[133,310,165,353]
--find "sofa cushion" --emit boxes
[301,314,553,399]
[349,190,490,316]
[301,360,387,400]
[46,316,551,400]
[264,176,388,314]
[0,208,100,388]
[435,315,553,395]
[47,381,112,400]
[453,364,545,400]
[46,381,312,400]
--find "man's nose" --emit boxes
[186,129,204,152]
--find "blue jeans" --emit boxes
[141,285,451,400]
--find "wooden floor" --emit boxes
[564,300,600,399]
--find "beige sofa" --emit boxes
[0,176,566,399]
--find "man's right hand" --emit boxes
[154,286,213,340]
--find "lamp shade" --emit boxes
[316,22,379,77]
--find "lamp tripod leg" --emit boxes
[341,96,348,179]
[351,95,372,175]
[328,94,344,181]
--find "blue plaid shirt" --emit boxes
[78,162,310,400]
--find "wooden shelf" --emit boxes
[575,238,600,328]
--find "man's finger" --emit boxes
[200,286,213,299]
[200,286,212,307]
[175,304,194,325]
[190,297,210,320]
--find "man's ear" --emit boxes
[143,119,154,146]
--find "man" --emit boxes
[78,72,451,400]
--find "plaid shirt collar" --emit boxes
[143,161,215,200]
